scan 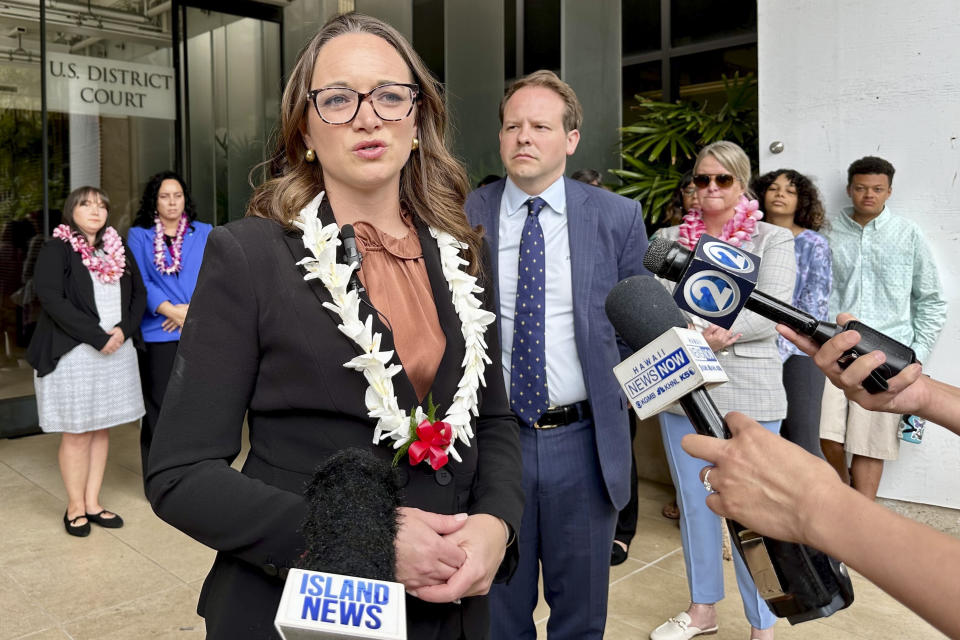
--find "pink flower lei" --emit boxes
[153,214,188,275]
[677,195,763,250]
[52,224,126,284]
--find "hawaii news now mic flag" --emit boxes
[275,569,406,640]
[613,327,728,420]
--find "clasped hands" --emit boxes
[99,327,125,354]
[157,301,189,332]
[394,507,507,603]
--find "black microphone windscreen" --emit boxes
[605,275,686,351]
[341,223,356,240]
[642,237,674,276]
[298,448,401,582]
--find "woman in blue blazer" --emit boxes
[127,171,211,472]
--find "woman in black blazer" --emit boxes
[145,14,523,639]
[28,186,146,537]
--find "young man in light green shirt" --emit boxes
[820,156,947,499]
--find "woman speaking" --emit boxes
[145,13,522,639]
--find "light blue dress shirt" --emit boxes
[825,205,947,363]
[498,176,588,407]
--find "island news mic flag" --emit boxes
[274,449,407,640]
[606,275,854,624]
[643,234,917,394]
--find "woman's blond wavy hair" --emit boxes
[247,13,483,275]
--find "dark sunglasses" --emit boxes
[693,173,736,189]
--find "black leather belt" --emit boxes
[533,400,592,429]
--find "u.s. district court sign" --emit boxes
[47,52,175,120]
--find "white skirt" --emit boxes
[34,274,145,433]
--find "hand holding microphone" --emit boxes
[681,411,842,548]
[606,275,854,624]
[644,235,918,393]
[777,312,928,415]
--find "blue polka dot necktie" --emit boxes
[510,197,549,427]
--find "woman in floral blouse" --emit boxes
[752,169,831,457]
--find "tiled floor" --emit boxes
[0,423,948,639]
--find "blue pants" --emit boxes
[489,418,617,640]
[659,411,779,630]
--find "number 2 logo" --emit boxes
[703,241,755,274]
[682,270,740,317]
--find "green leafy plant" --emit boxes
[612,72,758,230]
[0,110,67,224]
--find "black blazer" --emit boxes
[27,236,146,376]
[145,216,523,639]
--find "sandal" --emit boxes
[63,511,91,537]
[86,509,124,529]
[662,500,680,520]
[650,612,718,640]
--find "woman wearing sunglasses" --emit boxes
[649,141,796,640]
[144,13,522,639]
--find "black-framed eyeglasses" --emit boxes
[306,83,419,125]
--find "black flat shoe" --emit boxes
[64,511,91,537]
[610,542,628,566]
[86,509,124,529]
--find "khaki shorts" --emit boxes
[819,382,901,460]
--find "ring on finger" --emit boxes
[702,468,714,493]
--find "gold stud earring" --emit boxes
[305,149,316,163]
[411,138,419,151]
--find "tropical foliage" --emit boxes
[612,72,758,228]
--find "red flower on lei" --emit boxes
[408,419,453,470]
[394,393,453,470]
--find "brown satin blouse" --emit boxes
[354,214,446,402]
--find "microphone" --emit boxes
[607,276,730,438]
[605,275,855,624]
[274,448,406,639]
[341,224,365,294]
[643,235,917,393]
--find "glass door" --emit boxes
[0,0,176,435]
[182,7,281,226]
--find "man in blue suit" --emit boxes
[465,70,648,639]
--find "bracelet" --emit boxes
[501,519,515,547]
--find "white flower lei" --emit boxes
[293,191,496,463]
